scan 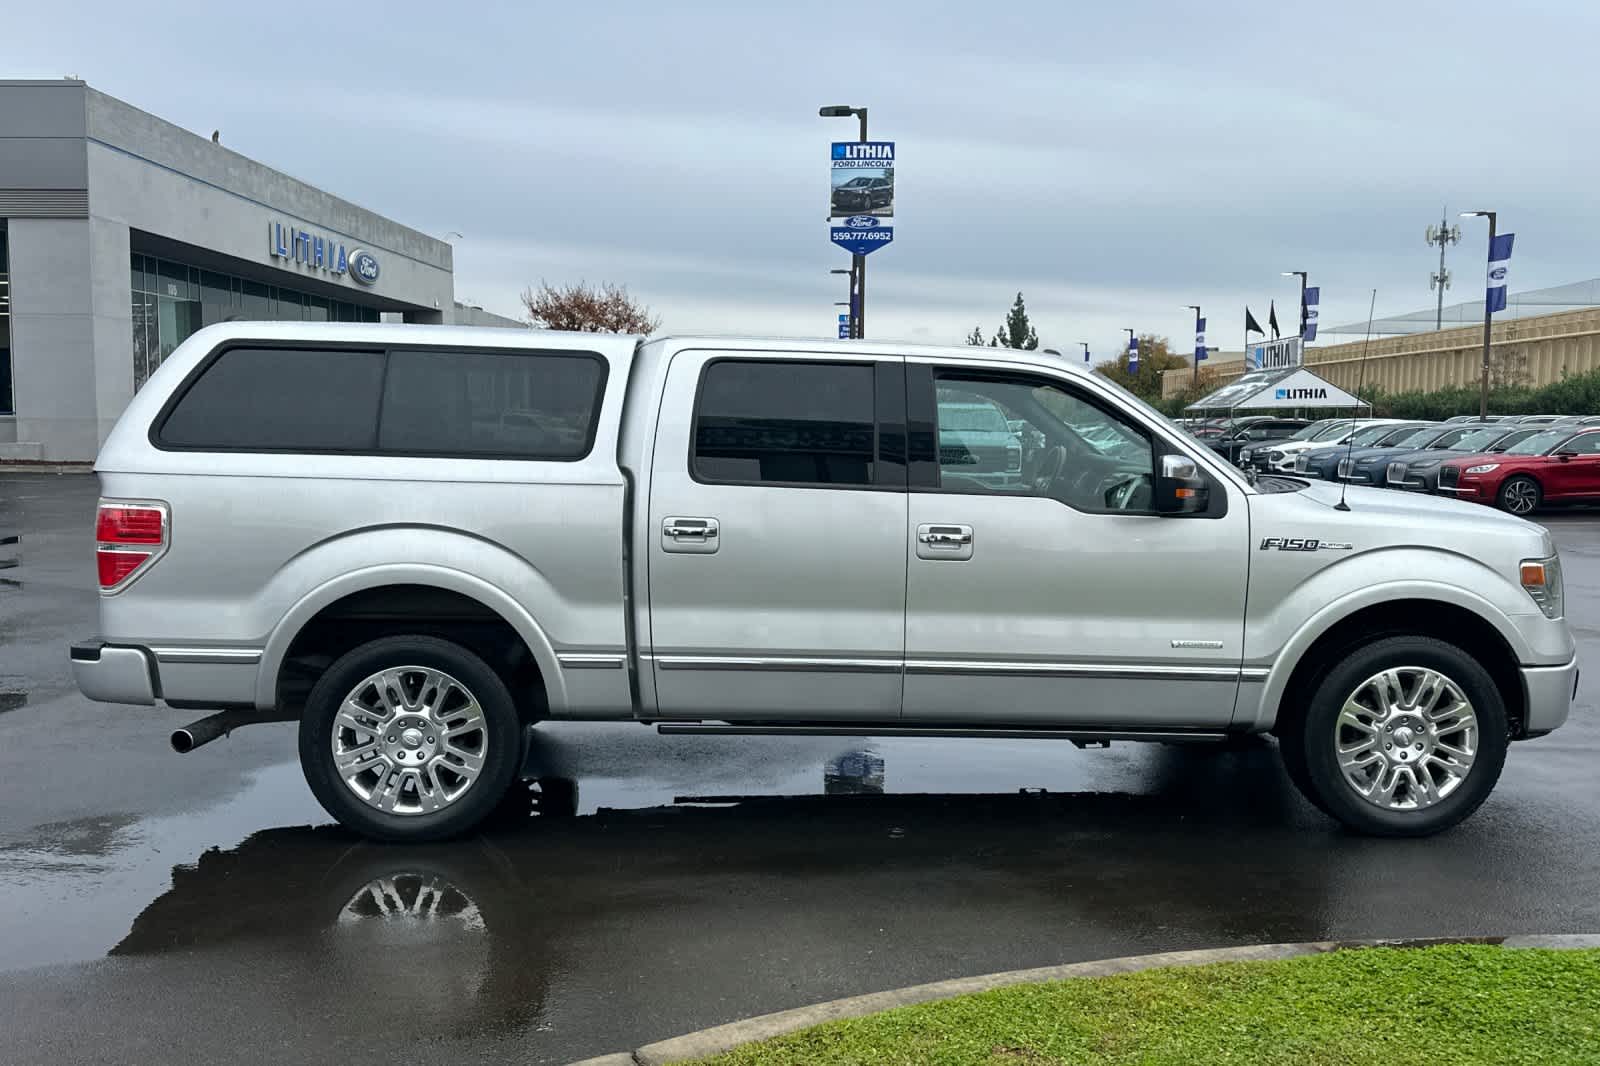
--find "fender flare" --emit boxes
[1246,579,1528,732]
[254,563,568,713]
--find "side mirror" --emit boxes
[1156,453,1209,514]
[1555,451,1576,461]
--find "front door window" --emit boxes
[933,374,1156,513]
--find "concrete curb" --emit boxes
[570,934,1600,1066]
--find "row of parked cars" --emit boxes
[1185,413,1600,515]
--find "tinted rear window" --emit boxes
[157,347,385,450]
[379,349,605,458]
[156,344,606,458]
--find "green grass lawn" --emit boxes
[680,945,1600,1066]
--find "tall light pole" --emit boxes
[820,104,869,339]
[1185,305,1202,386]
[1426,209,1461,331]
[1281,271,1308,340]
[830,268,854,336]
[1461,210,1498,419]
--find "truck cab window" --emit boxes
[932,373,1155,513]
[692,360,876,486]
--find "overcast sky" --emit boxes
[8,1,1600,360]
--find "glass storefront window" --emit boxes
[1,224,11,414]
[130,252,385,392]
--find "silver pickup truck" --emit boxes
[72,323,1577,841]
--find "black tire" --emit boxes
[1283,635,1508,837]
[299,635,522,842]
[1277,733,1333,816]
[1497,474,1542,516]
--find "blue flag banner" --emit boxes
[1128,335,1140,374]
[1302,287,1320,342]
[1194,317,1207,362]
[1486,233,1514,313]
[1083,348,1091,364]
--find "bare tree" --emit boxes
[521,280,662,334]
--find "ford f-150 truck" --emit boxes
[72,323,1578,841]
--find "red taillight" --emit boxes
[96,506,164,544]
[97,551,148,588]
[95,501,168,591]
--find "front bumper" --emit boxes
[1521,657,1579,736]
[70,641,157,705]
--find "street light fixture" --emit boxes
[1461,210,1498,418]
[820,104,870,338]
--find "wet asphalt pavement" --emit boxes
[0,473,1596,1065]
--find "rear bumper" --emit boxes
[1521,657,1579,736]
[70,639,263,708]
[70,641,157,705]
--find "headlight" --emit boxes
[1465,463,1500,474]
[1267,449,1284,461]
[1520,556,1563,619]
[1240,448,1253,459]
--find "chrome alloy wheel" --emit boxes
[1334,666,1479,811]
[332,667,489,815]
[1502,478,1539,515]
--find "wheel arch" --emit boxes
[1254,594,1526,738]
[258,565,567,718]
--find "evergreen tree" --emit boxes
[991,292,1040,350]
[965,326,987,346]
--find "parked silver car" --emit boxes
[73,324,1577,840]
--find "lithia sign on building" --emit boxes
[268,221,380,285]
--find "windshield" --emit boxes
[841,177,873,188]
[1348,424,1399,446]
[1393,427,1442,448]
[1453,428,1506,451]
[940,404,1009,433]
[1290,421,1344,441]
[1506,429,1567,456]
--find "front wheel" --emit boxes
[1497,475,1542,515]
[299,635,523,842]
[1282,636,1508,836]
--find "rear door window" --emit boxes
[692,360,876,486]
[157,347,385,450]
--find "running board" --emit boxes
[654,723,1229,746]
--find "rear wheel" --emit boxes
[299,635,522,842]
[1282,636,1508,836]
[1497,475,1542,516]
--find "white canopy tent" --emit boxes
[1185,366,1369,413]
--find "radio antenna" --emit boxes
[1335,288,1379,512]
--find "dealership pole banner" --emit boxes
[1194,317,1207,362]
[1128,335,1140,374]
[829,141,895,255]
[1302,287,1320,342]
[1486,233,1514,313]
[838,313,850,339]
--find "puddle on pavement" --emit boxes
[0,724,1255,975]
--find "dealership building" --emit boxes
[0,79,521,461]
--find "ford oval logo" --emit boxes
[349,249,381,285]
[844,215,880,229]
[1489,266,1507,281]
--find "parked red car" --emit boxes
[1438,426,1600,515]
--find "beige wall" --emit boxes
[1162,306,1600,401]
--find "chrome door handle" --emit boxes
[918,529,972,545]
[915,523,975,561]
[663,517,719,538]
